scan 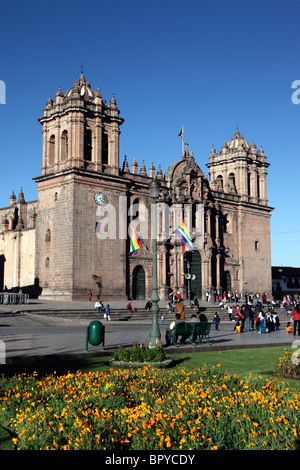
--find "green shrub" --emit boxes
[113,342,167,363]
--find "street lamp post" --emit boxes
[149,179,161,348]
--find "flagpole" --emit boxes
[178,125,184,153]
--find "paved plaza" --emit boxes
[0,299,297,364]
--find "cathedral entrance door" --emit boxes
[223,271,231,293]
[132,266,145,300]
[184,251,202,300]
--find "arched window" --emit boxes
[102,131,108,165]
[129,198,148,239]
[130,198,140,224]
[228,173,236,191]
[49,135,55,166]
[216,175,223,191]
[222,214,229,233]
[45,229,51,243]
[257,174,260,199]
[247,172,251,196]
[61,130,68,161]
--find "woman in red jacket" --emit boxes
[291,303,300,336]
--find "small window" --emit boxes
[255,240,259,251]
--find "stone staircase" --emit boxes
[27,304,232,323]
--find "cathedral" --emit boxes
[0,73,273,301]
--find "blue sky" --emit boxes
[0,0,300,267]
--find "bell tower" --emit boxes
[39,72,124,176]
[207,128,269,205]
[206,128,273,297]
[34,73,127,300]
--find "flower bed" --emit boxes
[1,364,300,450]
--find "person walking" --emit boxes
[258,312,268,333]
[105,304,110,321]
[213,312,221,330]
[291,303,300,336]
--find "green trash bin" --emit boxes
[86,320,105,351]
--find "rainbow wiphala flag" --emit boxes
[129,225,142,254]
[173,220,194,252]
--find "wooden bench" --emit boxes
[165,322,211,347]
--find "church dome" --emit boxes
[226,128,251,152]
[165,150,203,184]
[65,72,96,100]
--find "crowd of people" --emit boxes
[227,303,280,333]
[205,290,268,306]
[165,288,300,337]
[88,286,300,337]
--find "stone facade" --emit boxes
[0,189,37,292]
[0,73,274,300]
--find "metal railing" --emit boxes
[0,293,29,305]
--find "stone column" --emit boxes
[216,253,221,290]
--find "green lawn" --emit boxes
[0,345,297,380]
[1,345,298,450]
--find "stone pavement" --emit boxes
[0,299,298,364]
